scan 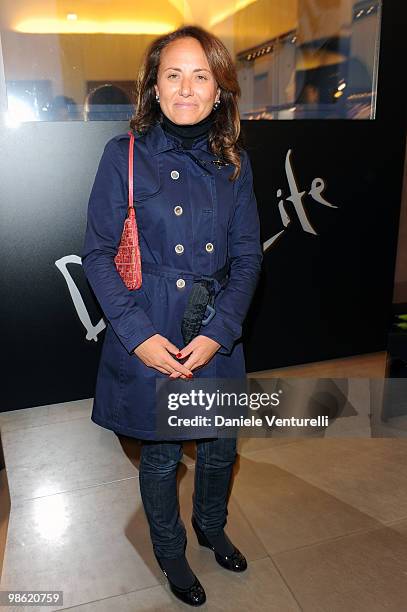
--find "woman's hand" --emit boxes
[168,335,221,379]
[133,334,194,378]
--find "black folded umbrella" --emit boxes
[181,280,213,345]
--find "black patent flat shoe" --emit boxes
[192,515,248,572]
[154,552,207,607]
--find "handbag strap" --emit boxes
[127,130,134,210]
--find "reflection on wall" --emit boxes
[0,0,381,122]
[235,0,381,118]
[393,144,407,304]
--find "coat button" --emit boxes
[205,242,214,253]
[171,170,180,180]
[176,278,185,289]
[175,244,184,254]
[174,205,183,216]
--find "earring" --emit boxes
[156,94,160,103]
[213,99,220,110]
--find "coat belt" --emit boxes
[141,260,230,286]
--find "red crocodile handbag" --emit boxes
[114,130,142,290]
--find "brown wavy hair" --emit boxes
[129,25,244,181]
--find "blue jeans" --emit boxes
[139,437,237,558]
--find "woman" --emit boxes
[82,25,262,607]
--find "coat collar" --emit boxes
[115,121,231,170]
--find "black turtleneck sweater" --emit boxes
[161,109,216,149]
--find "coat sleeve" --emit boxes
[81,138,158,355]
[200,149,263,354]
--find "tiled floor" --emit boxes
[1,352,407,611]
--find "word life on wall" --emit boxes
[262,149,338,252]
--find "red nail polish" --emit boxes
[176,352,182,358]
[188,374,193,378]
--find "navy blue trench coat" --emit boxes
[82,120,263,440]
